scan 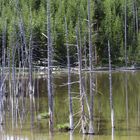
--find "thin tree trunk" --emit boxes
[94,45,97,65]
[12,40,16,128]
[132,0,136,33]
[0,21,7,125]
[16,0,28,68]
[76,25,86,134]
[37,69,40,115]
[135,0,139,35]
[88,0,94,134]
[19,19,28,67]
[108,40,115,129]
[47,0,53,133]
[29,8,34,129]
[65,17,74,130]
[84,36,87,70]
[124,0,127,67]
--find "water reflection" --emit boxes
[138,97,140,126]
[112,128,114,140]
[3,136,28,140]
[0,71,139,139]
[125,72,129,133]
[70,131,73,140]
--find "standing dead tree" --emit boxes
[0,20,7,125]
[28,8,35,129]
[65,17,74,131]
[11,32,17,128]
[76,25,87,134]
[47,0,54,133]
[87,0,94,134]
[108,40,115,129]
[15,0,27,124]
[83,35,87,70]
[15,0,28,68]
[124,0,127,67]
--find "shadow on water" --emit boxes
[0,71,140,139]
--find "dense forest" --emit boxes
[0,0,140,67]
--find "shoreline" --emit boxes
[1,66,140,73]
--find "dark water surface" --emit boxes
[1,70,140,140]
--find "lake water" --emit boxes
[1,70,140,140]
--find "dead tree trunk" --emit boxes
[76,25,86,134]
[108,40,114,129]
[29,9,34,129]
[19,20,28,68]
[88,0,94,134]
[16,0,28,68]
[0,21,7,125]
[135,0,139,35]
[47,0,54,133]
[84,36,87,70]
[11,38,16,128]
[124,0,127,67]
[65,17,74,130]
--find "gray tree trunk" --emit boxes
[88,0,94,134]
[76,25,86,134]
[84,36,87,70]
[15,0,28,67]
[108,40,114,129]
[47,0,54,133]
[124,0,127,67]
[12,38,16,128]
[29,9,34,129]
[65,17,74,130]
[135,0,139,35]
[0,21,7,125]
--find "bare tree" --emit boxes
[28,8,34,129]
[11,34,17,128]
[65,17,74,130]
[83,36,87,70]
[76,25,86,134]
[108,40,114,129]
[135,0,139,35]
[0,20,7,125]
[47,0,54,133]
[88,0,94,134]
[124,0,127,67]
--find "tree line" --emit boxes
[0,0,140,67]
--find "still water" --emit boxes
[1,70,140,139]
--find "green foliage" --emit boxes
[57,123,70,131]
[37,112,50,120]
[0,0,140,66]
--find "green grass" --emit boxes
[57,123,70,132]
[37,112,50,120]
